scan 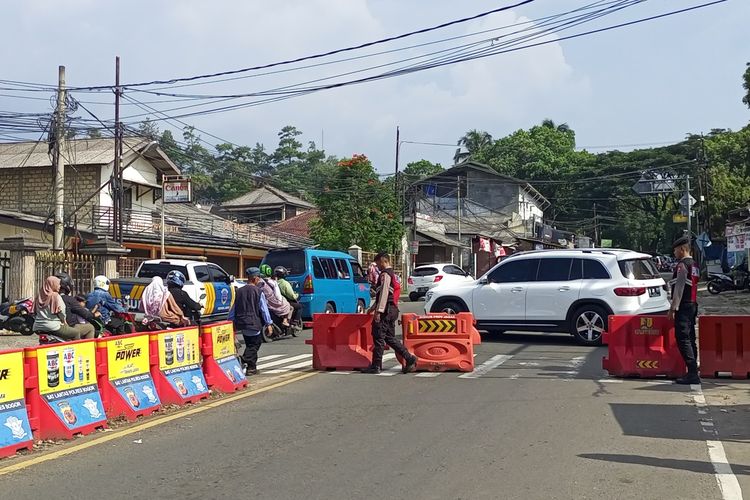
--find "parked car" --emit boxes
[111,259,239,321]
[424,249,670,345]
[261,248,371,320]
[407,263,473,301]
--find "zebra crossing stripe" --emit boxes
[459,355,513,379]
[257,354,285,362]
[265,360,314,374]
[415,372,441,378]
[257,354,311,370]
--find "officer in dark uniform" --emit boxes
[668,236,700,385]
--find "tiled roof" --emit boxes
[269,209,319,238]
[222,184,316,209]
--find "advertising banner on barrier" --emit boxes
[0,349,33,456]
[100,334,161,417]
[152,327,208,403]
[201,322,247,392]
[36,342,106,431]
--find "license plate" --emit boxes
[417,287,428,293]
[648,287,660,297]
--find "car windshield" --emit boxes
[138,264,189,279]
[618,258,660,280]
[263,250,307,276]
[412,267,439,277]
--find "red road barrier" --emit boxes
[305,314,374,370]
[699,316,750,379]
[24,339,107,440]
[149,327,209,405]
[200,322,248,392]
[399,313,476,372]
[602,315,686,378]
[97,332,161,421]
[0,348,33,458]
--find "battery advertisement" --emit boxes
[103,334,160,412]
[0,350,32,450]
[155,328,208,400]
[205,322,246,387]
[36,342,106,430]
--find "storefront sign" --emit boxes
[163,178,192,204]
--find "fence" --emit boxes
[35,252,96,296]
[117,256,150,278]
[361,251,405,282]
[0,251,9,302]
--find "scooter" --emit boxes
[707,267,750,295]
[263,312,302,342]
[0,297,35,335]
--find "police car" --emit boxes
[110,259,238,320]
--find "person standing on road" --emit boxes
[668,236,701,385]
[233,267,273,376]
[361,252,417,374]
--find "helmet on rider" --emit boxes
[93,275,110,291]
[166,270,186,288]
[54,272,74,294]
[274,266,289,278]
[259,264,273,278]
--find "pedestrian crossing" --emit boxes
[253,351,606,381]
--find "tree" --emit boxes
[86,128,102,139]
[311,154,403,251]
[454,129,493,164]
[137,118,160,141]
[743,62,750,110]
[403,160,443,180]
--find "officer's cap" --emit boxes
[672,236,691,249]
[245,266,261,277]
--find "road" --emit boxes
[1,300,748,500]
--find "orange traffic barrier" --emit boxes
[399,313,476,372]
[24,339,107,440]
[97,332,161,421]
[200,322,248,392]
[699,316,750,379]
[305,314,374,370]
[0,348,33,458]
[149,327,209,405]
[602,315,686,378]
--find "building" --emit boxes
[407,161,551,276]
[218,184,316,225]
[0,137,311,278]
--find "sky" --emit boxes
[1,0,748,175]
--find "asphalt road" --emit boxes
[1,300,748,500]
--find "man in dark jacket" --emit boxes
[55,272,98,338]
[166,270,202,323]
[232,267,273,376]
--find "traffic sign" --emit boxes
[673,214,688,223]
[679,194,696,208]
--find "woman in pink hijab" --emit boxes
[34,276,94,339]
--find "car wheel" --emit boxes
[409,292,419,302]
[436,300,466,315]
[356,300,366,314]
[570,305,607,345]
[324,302,336,314]
[707,281,722,295]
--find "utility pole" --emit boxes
[394,126,400,198]
[593,203,599,247]
[685,176,691,237]
[113,56,123,243]
[457,176,462,268]
[52,65,66,251]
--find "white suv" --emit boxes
[424,249,670,345]
[407,263,474,301]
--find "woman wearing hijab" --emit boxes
[34,276,95,340]
[142,276,188,328]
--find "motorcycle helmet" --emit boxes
[54,272,74,294]
[274,266,289,278]
[93,275,110,291]
[260,264,273,278]
[166,270,186,288]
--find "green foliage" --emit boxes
[310,155,403,252]
[743,62,750,110]
[403,159,443,180]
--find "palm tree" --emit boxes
[454,129,493,164]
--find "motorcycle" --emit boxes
[0,297,35,335]
[263,311,302,342]
[707,268,750,295]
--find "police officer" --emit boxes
[361,252,417,374]
[668,236,700,385]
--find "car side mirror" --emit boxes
[478,277,489,285]
[229,275,235,283]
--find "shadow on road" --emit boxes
[579,453,750,475]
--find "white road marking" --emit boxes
[597,378,623,384]
[327,371,354,375]
[691,389,743,500]
[257,354,312,370]
[264,360,314,374]
[415,372,442,378]
[375,354,400,376]
[459,355,513,379]
[257,354,285,362]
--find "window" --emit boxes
[351,261,367,284]
[263,249,306,276]
[137,263,188,280]
[570,259,583,280]
[487,258,539,283]
[208,265,230,283]
[194,265,211,283]
[312,257,325,279]
[335,259,351,279]
[443,265,466,276]
[412,267,439,277]
[618,258,660,280]
[582,259,610,279]
[319,258,338,279]
[536,258,572,282]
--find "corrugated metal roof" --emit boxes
[222,184,316,209]
[0,137,150,169]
